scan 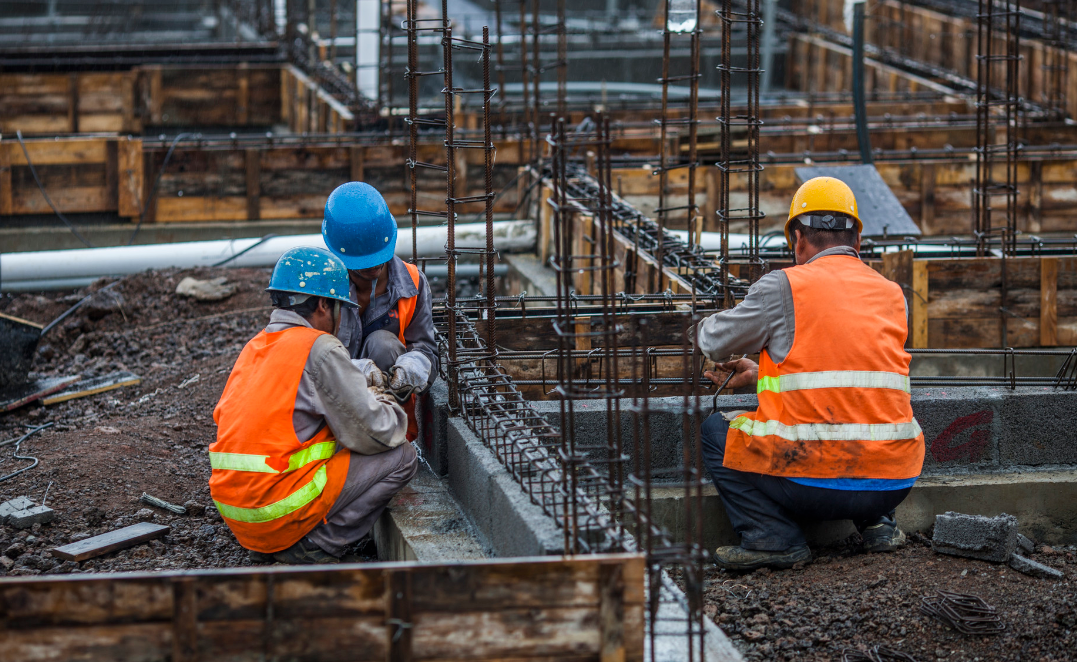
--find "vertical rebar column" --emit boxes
[444,23,459,406]
[557,0,567,115]
[519,0,531,158]
[494,0,507,117]
[716,0,765,305]
[483,26,498,347]
[531,0,542,167]
[973,0,1021,349]
[1041,0,1072,121]
[406,0,420,262]
[655,0,703,292]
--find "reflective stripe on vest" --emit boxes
[730,415,923,443]
[756,370,911,395]
[209,441,337,474]
[214,465,329,524]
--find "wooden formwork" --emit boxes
[0,554,645,662]
[790,0,1077,120]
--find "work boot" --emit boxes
[272,537,340,565]
[247,549,275,564]
[713,544,811,571]
[860,517,906,553]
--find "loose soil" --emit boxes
[0,268,280,576]
[705,533,1077,662]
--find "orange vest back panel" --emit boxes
[210,326,350,553]
[723,254,925,480]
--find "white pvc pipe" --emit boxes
[0,221,536,292]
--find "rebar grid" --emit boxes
[546,116,708,656]
[716,0,766,304]
[654,0,703,293]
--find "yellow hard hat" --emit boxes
[785,176,863,245]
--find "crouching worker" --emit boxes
[322,182,438,439]
[695,177,924,571]
[210,247,418,565]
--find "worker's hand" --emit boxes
[704,357,759,391]
[353,358,387,389]
[389,351,431,392]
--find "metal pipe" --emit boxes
[852,1,873,165]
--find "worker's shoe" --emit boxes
[247,549,276,564]
[272,538,340,565]
[860,518,907,553]
[713,544,811,571]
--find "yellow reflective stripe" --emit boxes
[729,417,922,442]
[209,442,337,475]
[214,466,328,523]
[756,371,910,395]
[210,452,276,473]
[286,442,337,471]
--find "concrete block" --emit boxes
[9,505,56,529]
[996,390,1077,467]
[420,380,452,476]
[932,511,1017,563]
[0,496,35,523]
[1017,533,1035,555]
[913,389,1000,472]
[445,418,562,557]
[1008,553,1064,579]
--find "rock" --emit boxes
[9,506,56,530]
[70,532,91,543]
[176,277,237,302]
[182,500,206,516]
[84,288,125,320]
[0,556,13,570]
[0,496,35,523]
[931,512,1018,563]
[4,542,26,559]
[1008,554,1065,579]
[52,560,78,574]
[1017,533,1036,555]
[95,426,121,434]
[134,508,156,522]
[199,525,217,538]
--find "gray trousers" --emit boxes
[361,329,406,373]
[305,442,419,556]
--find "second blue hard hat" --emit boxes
[322,181,398,270]
[267,246,358,307]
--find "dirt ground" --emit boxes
[0,268,279,576]
[705,532,1077,662]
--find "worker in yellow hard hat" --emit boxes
[693,176,924,571]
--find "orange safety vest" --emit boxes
[724,254,925,480]
[395,261,422,344]
[209,326,351,553]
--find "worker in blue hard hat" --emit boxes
[322,182,438,440]
[210,247,418,564]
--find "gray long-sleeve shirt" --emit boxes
[696,246,905,364]
[265,309,408,454]
[336,256,438,384]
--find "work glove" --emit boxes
[353,358,387,389]
[389,351,431,393]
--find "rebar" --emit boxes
[1040,0,1072,121]
[654,0,703,292]
[716,0,766,305]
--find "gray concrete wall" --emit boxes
[526,387,1077,476]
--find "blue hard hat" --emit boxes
[266,247,357,307]
[322,182,398,270]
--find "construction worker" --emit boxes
[210,247,418,564]
[322,182,438,438]
[695,177,924,571]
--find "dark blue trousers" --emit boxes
[700,413,912,551]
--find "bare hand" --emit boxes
[704,357,759,391]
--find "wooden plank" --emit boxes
[237,62,250,125]
[67,73,79,133]
[2,138,107,166]
[387,568,413,662]
[0,147,11,215]
[104,139,119,209]
[50,522,169,562]
[118,137,144,218]
[172,578,198,662]
[351,145,365,182]
[41,371,141,405]
[911,260,929,348]
[920,163,935,232]
[246,148,261,221]
[1,376,81,413]
[154,196,247,222]
[1041,257,1059,346]
[599,562,625,662]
